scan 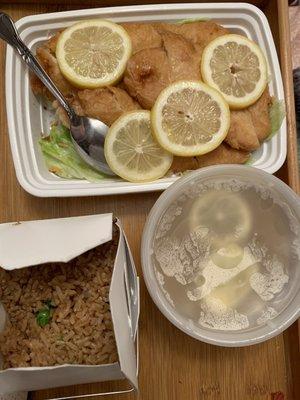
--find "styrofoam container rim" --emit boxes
[141,165,300,347]
[5,2,287,197]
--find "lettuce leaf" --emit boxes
[266,99,286,140]
[175,17,209,24]
[39,125,106,182]
[245,156,254,165]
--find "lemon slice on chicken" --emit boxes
[201,34,268,109]
[104,110,173,182]
[56,20,132,88]
[151,81,230,157]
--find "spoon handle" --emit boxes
[0,12,76,120]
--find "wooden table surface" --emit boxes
[0,1,299,400]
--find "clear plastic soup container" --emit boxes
[6,3,286,197]
[141,165,300,347]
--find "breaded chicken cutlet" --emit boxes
[31,21,274,172]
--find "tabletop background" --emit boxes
[0,1,299,400]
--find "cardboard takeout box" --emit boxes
[0,213,139,394]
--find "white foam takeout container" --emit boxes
[0,214,139,394]
[6,3,286,197]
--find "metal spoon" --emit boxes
[0,12,114,176]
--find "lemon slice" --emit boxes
[189,190,252,246]
[201,34,268,109]
[211,243,244,269]
[209,262,261,309]
[151,81,230,157]
[56,20,132,88]
[104,110,173,182]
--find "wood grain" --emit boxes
[9,0,266,6]
[277,0,300,194]
[0,1,299,400]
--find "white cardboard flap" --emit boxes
[121,225,140,341]
[110,231,138,391]
[0,364,123,394]
[0,214,112,269]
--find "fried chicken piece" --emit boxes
[226,111,260,150]
[31,46,77,100]
[45,31,61,54]
[196,143,250,167]
[30,72,45,98]
[30,33,62,97]
[121,23,162,54]
[225,88,272,151]
[160,30,200,81]
[171,156,199,173]
[124,31,200,109]
[124,48,171,109]
[153,21,229,73]
[78,86,140,126]
[248,88,273,142]
[171,144,249,173]
[53,98,85,128]
[153,21,228,46]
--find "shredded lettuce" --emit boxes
[175,17,209,24]
[245,155,254,165]
[39,125,106,182]
[267,99,286,140]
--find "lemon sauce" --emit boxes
[152,181,299,331]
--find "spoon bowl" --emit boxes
[70,115,113,175]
